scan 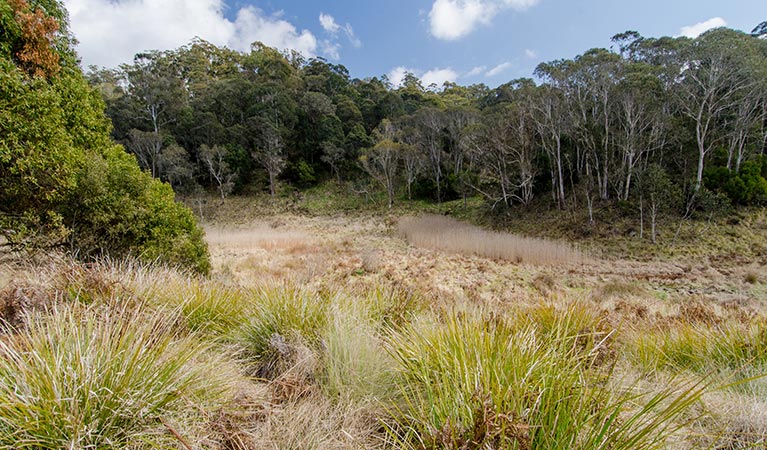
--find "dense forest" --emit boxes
[91,23,767,233]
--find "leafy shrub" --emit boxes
[66,145,210,274]
[704,161,767,206]
[0,4,209,273]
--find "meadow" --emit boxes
[1,197,767,449]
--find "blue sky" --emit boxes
[63,0,767,88]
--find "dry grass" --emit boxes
[3,204,766,449]
[205,224,314,254]
[397,215,584,265]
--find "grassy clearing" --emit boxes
[2,198,766,450]
[398,215,584,265]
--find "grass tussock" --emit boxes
[627,322,767,376]
[2,251,762,448]
[398,215,584,265]
[0,303,236,449]
[384,306,708,450]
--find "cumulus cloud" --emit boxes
[319,12,341,34]
[428,0,540,40]
[387,66,415,88]
[524,48,537,58]
[63,0,318,68]
[678,17,727,38]
[387,66,457,90]
[319,12,362,52]
[466,65,487,77]
[422,68,459,88]
[486,61,512,76]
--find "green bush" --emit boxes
[704,162,767,206]
[66,145,210,274]
[0,3,210,273]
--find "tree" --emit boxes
[637,164,680,244]
[199,144,236,199]
[252,122,286,197]
[532,83,569,209]
[0,0,209,273]
[752,21,767,38]
[677,29,759,191]
[361,120,401,208]
[416,108,446,203]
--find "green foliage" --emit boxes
[704,161,767,205]
[66,145,210,274]
[0,6,209,273]
[385,307,708,450]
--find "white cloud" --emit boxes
[318,11,362,58]
[321,40,341,60]
[387,66,457,90]
[678,17,727,38]
[63,0,318,68]
[524,48,537,59]
[486,61,512,76]
[387,66,415,88]
[466,65,487,77]
[428,0,540,41]
[422,68,458,88]
[319,12,341,34]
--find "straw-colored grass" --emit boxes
[397,215,584,265]
[205,225,314,253]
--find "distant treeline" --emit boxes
[90,24,767,219]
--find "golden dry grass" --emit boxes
[397,214,585,265]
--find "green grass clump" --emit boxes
[0,304,233,449]
[234,285,329,373]
[628,322,767,375]
[322,301,398,404]
[385,308,708,450]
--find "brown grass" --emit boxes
[397,215,584,265]
[205,225,314,254]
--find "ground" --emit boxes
[203,205,767,328]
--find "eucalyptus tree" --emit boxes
[472,79,538,208]
[361,119,402,208]
[567,49,622,200]
[531,80,569,209]
[121,51,187,177]
[614,62,667,200]
[676,28,761,191]
[416,107,447,203]
[199,144,236,199]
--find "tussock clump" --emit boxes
[233,285,329,376]
[385,307,706,449]
[397,215,584,265]
[626,322,767,375]
[0,303,236,449]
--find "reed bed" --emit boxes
[397,215,584,265]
